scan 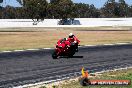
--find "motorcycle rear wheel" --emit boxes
[68,51,75,57]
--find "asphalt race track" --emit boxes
[0,44,132,88]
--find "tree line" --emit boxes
[0,0,132,19]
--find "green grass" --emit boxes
[54,68,132,88]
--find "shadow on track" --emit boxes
[59,56,83,59]
[71,56,84,58]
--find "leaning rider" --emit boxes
[67,33,80,43]
[67,33,80,51]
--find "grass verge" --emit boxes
[42,68,132,88]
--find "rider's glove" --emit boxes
[67,45,70,47]
[74,41,77,43]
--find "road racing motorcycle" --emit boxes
[52,39,79,59]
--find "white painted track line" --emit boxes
[1,42,132,53]
[15,66,132,88]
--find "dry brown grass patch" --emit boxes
[0,29,132,51]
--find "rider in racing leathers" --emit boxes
[67,33,80,51]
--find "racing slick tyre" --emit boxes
[52,50,58,59]
[75,43,79,52]
[68,51,75,57]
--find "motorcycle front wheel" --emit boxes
[52,50,58,59]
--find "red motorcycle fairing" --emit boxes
[55,43,69,56]
[52,38,80,59]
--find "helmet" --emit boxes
[69,33,74,38]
